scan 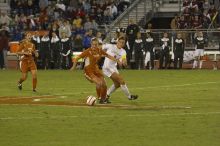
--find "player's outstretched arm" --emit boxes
[70,56,80,71]
[105,54,122,66]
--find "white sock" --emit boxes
[193,60,197,68]
[107,84,116,96]
[199,61,203,69]
[120,84,131,99]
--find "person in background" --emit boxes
[132,32,144,69]
[0,30,9,69]
[192,31,206,69]
[126,19,140,66]
[159,32,170,69]
[60,32,72,69]
[50,32,61,69]
[83,29,93,49]
[144,32,155,70]
[40,32,51,69]
[173,32,185,69]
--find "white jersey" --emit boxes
[102,44,126,77]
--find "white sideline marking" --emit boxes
[134,82,218,90]
[0,111,220,120]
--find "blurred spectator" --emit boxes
[32,31,41,53]
[39,0,49,11]
[0,30,9,69]
[203,0,211,12]
[60,32,72,69]
[191,15,202,29]
[91,19,98,32]
[72,34,83,51]
[159,32,170,69]
[73,15,82,29]
[144,32,155,70]
[83,29,93,49]
[173,33,185,69]
[83,0,91,14]
[133,32,144,70]
[50,32,61,69]
[11,27,22,41]
[0,11,11,27]
[126,19,140,64]
[40,33,51,69]
[170,14,178,29]
[103,7,112,24]
[49,22,59,38]
[178,15,188,29]
[59,20,71,38]
[84,17,93,31]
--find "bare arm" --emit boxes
[105,54,122,66]
[70,56,81,71]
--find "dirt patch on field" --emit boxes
[0,96,88,107]
[0,96,191,110]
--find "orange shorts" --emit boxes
[84,69,104,83]
[19,59,37,73]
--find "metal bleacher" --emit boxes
[105,0,182,41]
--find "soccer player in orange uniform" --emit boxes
[71,38,120,103]
[17,33,39,92]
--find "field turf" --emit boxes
[0,69,219,146]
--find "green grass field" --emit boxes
[0,69,220,146]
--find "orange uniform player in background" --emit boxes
[70,38,120,104]
[17,33,39,92]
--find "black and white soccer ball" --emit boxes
[86,95,97,106]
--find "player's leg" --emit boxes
[199,50,204,69]
[30,69,37,92]
[193,50,199,69]
[110,72,138,100]
[99,77,108,103]
[18,72,28,90]
[18,61,28,90]
[84,73,101,99]
[85,72,106,102]
[107,78,120,97]
[30,61,38,92]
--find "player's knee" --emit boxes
[96,81,102,88]
[118,78,125,85]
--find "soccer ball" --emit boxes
[86,95,96,106]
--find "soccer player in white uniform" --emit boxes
[102,36,138,102]
[193,31,206,69]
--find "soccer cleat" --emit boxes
[105,98,111,104]
[99,99,107,104]
[33,89,37,92]
[129,95,138,100]
[18,83,22,90]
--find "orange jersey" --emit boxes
[18,40,36,61]
[78,47,108,71]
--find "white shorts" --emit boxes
[102,67,119,77]
[195,49,204,57]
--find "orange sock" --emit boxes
[96,86,101,99]
[100,86,107,100]
[33,78,37,90]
